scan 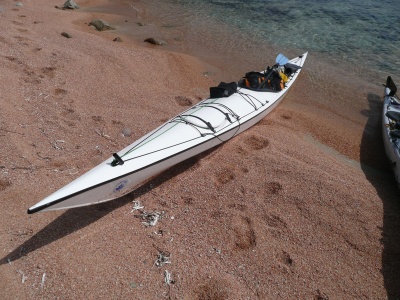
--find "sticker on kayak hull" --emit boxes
[114,180,128,193]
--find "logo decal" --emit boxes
[114,180,128,193]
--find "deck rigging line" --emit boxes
[195,103,237,123]
[199,102,240,120]
[177,114,216,132]
[122,135,202,163]
[237,90,268,109]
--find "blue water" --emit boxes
[138,0,400,82]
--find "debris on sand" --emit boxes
[154,249,171,267]
[40,273,46,289]
[164,270,174,285]
[17,270,26,283]
[137,211,162,227]
[130,200,144,212]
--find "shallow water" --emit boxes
[134,0,400,82]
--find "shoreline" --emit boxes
[76,0,389,165]
[0,0,399,299]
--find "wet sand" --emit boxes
[0,0,399,299]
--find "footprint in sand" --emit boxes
[41,66,56,78]
[48,158,69,170]
[265,181,282,194]
[91,116,104,122]
[0,179,11,191]
[23,69,41,84]
[210,210,225,219]
[11,20,24,26]
[315,289,330,300]
[215,166,236,185]
[245,134,269,150]
[54,88,68,96]
[61,107,81,121]
[227,203,247,211]
[235,145,248,156]
[265,214,288,230]
[231,215,257,250]
[13,35,30,46]
[182,196,193,205]
[5,56,20,63]
[196,279,229,300]
[265,214,289,239]
[276,250,294,272]
[112,120,124,126]
[281,113,292,120]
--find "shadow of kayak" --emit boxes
[0,150,207,266]
[360,92,400,299]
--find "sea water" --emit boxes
[136,0,400,83]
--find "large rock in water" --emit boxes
[89,19,115,31]
[63,0,79,9]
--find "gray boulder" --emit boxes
[63,0,79,9]
[89,19,115,31]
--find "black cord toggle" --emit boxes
[111,153,124,166]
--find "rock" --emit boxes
[203,71,214,77]
[122,128,132,137]
[61,32,72,38]
[113,37,122,42]
[63,0,79,9]
[15,2,23,7]
[144,38,166,46]
[89,19,115,31]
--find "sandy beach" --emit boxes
[1,0,399,299]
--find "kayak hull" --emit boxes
[382,79,400,189]
[28,52,308,213]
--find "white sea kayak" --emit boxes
[382,76,400,188]
[28,52,308,214]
